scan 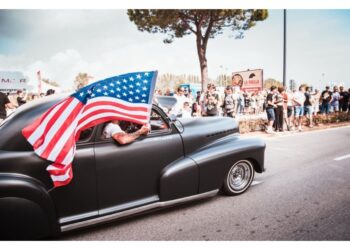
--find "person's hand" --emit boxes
[139,125,150,135]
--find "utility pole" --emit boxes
[283,9,287,87]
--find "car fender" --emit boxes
[0,174,59,239]
[159,157,199,201]
[187,135,266,193]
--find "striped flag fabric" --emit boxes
[22,71,157,187]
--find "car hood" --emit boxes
[178,117,239,155]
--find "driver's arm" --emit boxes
[112,125,149,145]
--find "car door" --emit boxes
[94,108,184,216]
[50,127,99,225]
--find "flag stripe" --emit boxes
[78,108,148,126]
[30,98,76,149]
[24,99,67,145]
[86,97,150,111]
[46,110,82,162]
[81,104,150,120]
[35,98,82,156]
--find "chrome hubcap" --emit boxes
[228,161,252,191]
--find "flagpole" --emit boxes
[37,71,42,95]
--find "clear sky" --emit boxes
[0,9,349,91]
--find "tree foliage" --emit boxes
[127,9,268,90]
[74,72,93,90]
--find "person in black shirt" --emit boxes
[339,86,349,112]
[16,90,27,107]
[265,86,277,133]
[0,92,16,122]
[320,86,332,114]
[304,86,314,127]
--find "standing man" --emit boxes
[274,86,285,132]
[330,86,340,113]
[320,86,332,115]
[16,89,28,107]
[265,86,277,134]
[293,85,306,132]
[304,86,314,128]
[0,92,16,123]
[339,86,349,112]
[204,84,219,116]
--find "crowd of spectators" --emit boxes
[0,89,56,123]
[154,83,350,134]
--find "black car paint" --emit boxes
[0,95,265,239]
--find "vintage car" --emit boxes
[0,95,265,240]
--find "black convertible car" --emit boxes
[0,95,265,240]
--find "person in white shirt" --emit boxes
[171,87,190,116]
[103,120,149,144]
[292,85,306,131]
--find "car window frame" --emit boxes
[93,106,176,144]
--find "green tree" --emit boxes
[127,9,268,90]
[264,78,282,89]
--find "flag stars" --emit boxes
[110,89,115,93]
[103,85,108,90]
[116,81,121,85]
[129,91,134,95]
[122,86,127,90]
[129,84,134,89]
[123,79,127,83]
[135,96,140,100]
[109,83,115,87]
[129,77,134,81]
[128,98,133,102]
[136,82,141,86]
[122,92,127,97]
[79,92,84,97]
[141,99,146,103]
[144,72,149,76]
[143,80,148,84]
[116,94,121,98]
[136,74,142,79]
[136,89,141,93]
[142,87,148,91]
[96,89,102,93]
[142,94,147,97]
[103,92,108,96]
[116,87,121,92]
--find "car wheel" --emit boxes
[223,160,255,195]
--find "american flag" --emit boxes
[22,71,157,188]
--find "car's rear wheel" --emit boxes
[223,160,255,195]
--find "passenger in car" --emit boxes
[103,120,149,145]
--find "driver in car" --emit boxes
[103,119,150,145]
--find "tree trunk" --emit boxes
[196,36,208,91]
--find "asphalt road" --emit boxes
[61,126,350,240]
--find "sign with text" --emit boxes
[0,71,32,93]
[231,69,263,93]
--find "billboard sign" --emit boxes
[231,69,263,93]
[0,71,32,93]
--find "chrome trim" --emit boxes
[61,189,219,232]
[59,211,99,224]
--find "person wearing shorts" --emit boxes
[293,85,306,132]
[265,86,277,134]
[304,86,314,128]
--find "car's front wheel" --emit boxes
[223,160,255,195]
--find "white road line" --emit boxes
[334,154,350,161]
[251,180,263,186]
